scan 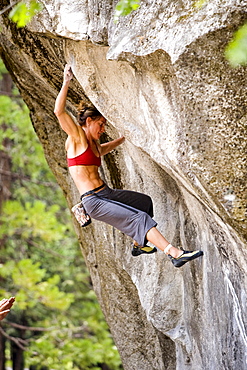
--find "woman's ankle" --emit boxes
[164,243,173,254]
[164,245,183,258]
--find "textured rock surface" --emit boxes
[0,0,247,369]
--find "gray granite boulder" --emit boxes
[0,1,246,369]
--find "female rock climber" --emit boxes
[54,64,203,268]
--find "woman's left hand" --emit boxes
[118,136,125,145]
[100,136,125,155]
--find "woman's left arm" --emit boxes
[100,136,125,156]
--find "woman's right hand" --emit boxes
[63,64,73,84]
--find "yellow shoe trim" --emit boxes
[140,246,154,252]
[175,251,200,259]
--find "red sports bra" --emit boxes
[67,144,101,167]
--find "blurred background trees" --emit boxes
[0,59,122,370]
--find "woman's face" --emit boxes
[87,116,106,140]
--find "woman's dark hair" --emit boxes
[77,101,102,126]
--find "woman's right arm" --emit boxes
[54,65,80,138]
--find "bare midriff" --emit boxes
[68,165,104,195]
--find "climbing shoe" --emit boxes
[169,249,203,268]
[131,244,157,257]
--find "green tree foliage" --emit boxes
[114,0,140,23]
[225,22,247,67]
[8,0,42,28]
[0,60,122,370]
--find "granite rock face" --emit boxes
[0,1,247,369]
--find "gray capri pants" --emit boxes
[82,184,157,246]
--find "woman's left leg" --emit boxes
[146,226,204,267]
[146,227,182,257]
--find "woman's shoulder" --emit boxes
[65,131,87,151]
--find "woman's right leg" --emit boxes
[83,192,203,267]
[92,185,155,248]
[104,187,154,218]
[83,192,157,247]
[103,187,155,248]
